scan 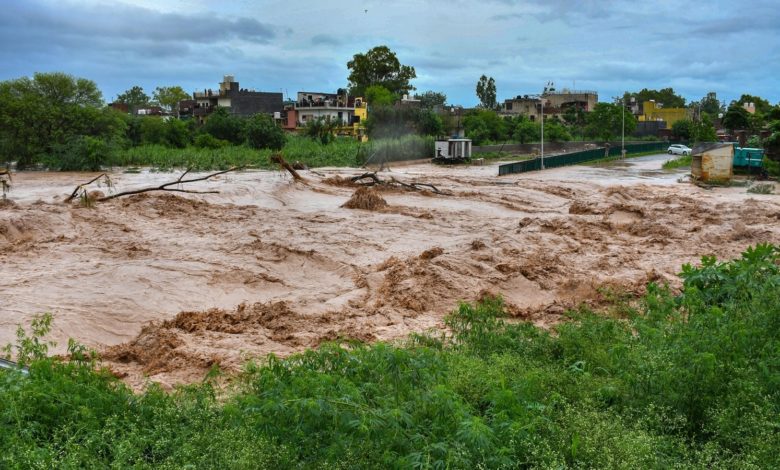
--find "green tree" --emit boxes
[722,104,750,132]
[139,117,167,145]
[624,88,686,108]
[0,73,115,168]
[165,119,191,148]
[347,46,416,97]
[586,103,637,140]
[543,119,572,142]
[246,114,286,150]
[672,119,693,140]
[768,106,780,122]
[476,75,497,109]
[202,107,245,145]
[464,109,507,145]
[364,85,395,106]
[696,92,724,116]
[414,91,447,109]
[735,94,772,115]
[692,115,717,143]
[415,109,444,136]
[115,86,151,113]
[153,86,190,117]
[512,118,540,144]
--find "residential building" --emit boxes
[637,100,690,127]
[292,90,364,126]
[189,75,282,123]
[501,89,598,121]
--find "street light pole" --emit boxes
[540,97,545,170]
[621,96,625,158]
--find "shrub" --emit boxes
[202,107,245,144]
[246,114,286,150]
[193,134,230,149]
[46,135,114,171]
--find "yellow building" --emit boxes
[352,97,368,141]
[638,100,689,126]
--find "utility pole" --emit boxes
[540,97,545,169]
[622,95,626,159]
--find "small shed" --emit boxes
[434,138,472,162]
[691,143,734,183]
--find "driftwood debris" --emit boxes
[0,169,11,199]
[64,173,112,203]
[349,172,446,195]
[66,167,243,203]
[270,153,306,182]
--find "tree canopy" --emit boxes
[585,103,637,140]
[475,75,497,109]
[624,88,686,108]
[115,86,151,112]
[413,91,447,109]
[722,104,750,132]
[153,86,190,116]
[735,94,772,115]
[693,92,724,116]
[347,46,416,97]
[0,73,123,168]
[364,85,395,106]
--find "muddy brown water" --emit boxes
[2,154,779,389]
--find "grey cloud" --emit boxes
[310,34,343,46]
[0,0,278,44]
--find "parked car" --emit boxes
[668,144,692,156]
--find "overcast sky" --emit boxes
[1,0,778,107]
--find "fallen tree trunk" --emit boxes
[271,153,305,182]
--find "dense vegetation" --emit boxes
[462,104,643,146]
[2,245,779,468]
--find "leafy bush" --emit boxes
[193,134,230,150]
[246,114,286,150]
[46,135,115,171]
[303,116,339,145]
[3,245,779,467]
[201,107,245,145]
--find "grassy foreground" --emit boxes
[2,244,779,468]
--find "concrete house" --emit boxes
[292,91,364,126]
[189,75,282,123]
[501,89,598,121]
[691,143,734,183]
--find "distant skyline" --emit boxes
[1,0,778,107]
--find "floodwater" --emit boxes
[2,155,778,388]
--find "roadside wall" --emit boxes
[473,141,657,155]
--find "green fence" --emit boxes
[498,142,673,175]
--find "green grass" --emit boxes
[111,135,434,171]
[662,154,692,170]
[2,244,780,468]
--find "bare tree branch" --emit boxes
[64,173,109,203]
[98,167,243,201]
[345,172,447,195]
[65,167,243,203]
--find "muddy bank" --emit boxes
[2,160,779,388]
